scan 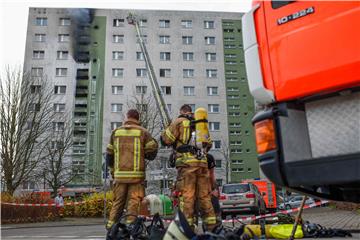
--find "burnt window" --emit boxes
[271,0,295,9]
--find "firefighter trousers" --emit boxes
[177,166,217,230]
[107,181,145,228]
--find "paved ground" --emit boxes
[2,207,359,240]
[302,207,360,231]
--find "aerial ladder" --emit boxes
[126,13,172,128]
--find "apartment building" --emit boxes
[23,7,258,191]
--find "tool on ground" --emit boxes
[289,196,306,240]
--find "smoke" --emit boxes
[69,8,95,62]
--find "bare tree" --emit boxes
[215,138,231,184]
[37,116,80,196]
[126,92,163,138]
[0,66,54,195]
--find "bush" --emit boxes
[1,191,114,223]
[64,191,113,217]
[1,192,59,224]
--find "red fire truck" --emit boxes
[243,179,277,212]
[242,1,360,202]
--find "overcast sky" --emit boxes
[0,0,252,70]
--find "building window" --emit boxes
[188,104,196,111]
[139,19,147,27]
[229,112,241,116]
[207,87,218,96]
[248,168,252,172]
[54,85,66,94]
[183,69,194,78]
[206,53,216,62]
[33,50,44,59]
[225,54,237,59]
[31,68,43,77]
[29,103,40,112]
[113,18,124,27]
[227,78,238,82]
[181,20,192,28]
[230,130,241,135]
[215,160,222,168]
[216,179,223,186]
[231,149,243,153]
[209,122,220,131]
[111,103,123,112]
[112,51,124,60]
[233,168,244,172]
[160,52,171,61]
[232,160,243,164]
[224,28,234,33]
[111,122,122,130]
[30,85,41,94]
[136,68,147,77]
[226,70,238,75]
[230,123,241,128]
[206,69,217,78]
[51,141,64,150]
[183,52,194,61]
[208,104,219,113]
[228,87,239,92]
[113,35,124,43]
[136,34,147,43]
[34,33,46,42]
[204,20,215,29]
[212,140,221,149]
[230,141,242,146]
[53,122,65,131]
[111,85,123,95]
[225,45,236,49]
[224,37,235,42]
[159,19,170,28]
[205,36,215,45]
[184,86,195,96]
[57,51,69,60]
[59,18,71,26]
[35,17,47,26]
[58,34,70,42]
[55,68,67,77]
[159,69,171,77]
[159,35,170,44]
[136,52,144,61]
[223,22,234,27]
[136,86,147,94]
[161,86,172,95]
[54,103,65,112]
[229,105,240,109]
[182,36,193,45]
[112,68,124,78]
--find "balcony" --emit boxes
[75,51,90,63]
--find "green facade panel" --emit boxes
[222,19,259,182]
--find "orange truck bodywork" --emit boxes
[253,1,360,101]
[243,179,277,210]
[243,1,360,203]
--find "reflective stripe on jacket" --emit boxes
[106,118,158,183]
[161,117,207,168]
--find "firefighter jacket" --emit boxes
[106,118,158,183]
[161,116,208,168]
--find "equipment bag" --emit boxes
[147,213,166,240]
[269,224,304,239]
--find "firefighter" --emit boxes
[161,104,217,231]
[105,109,158,232]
